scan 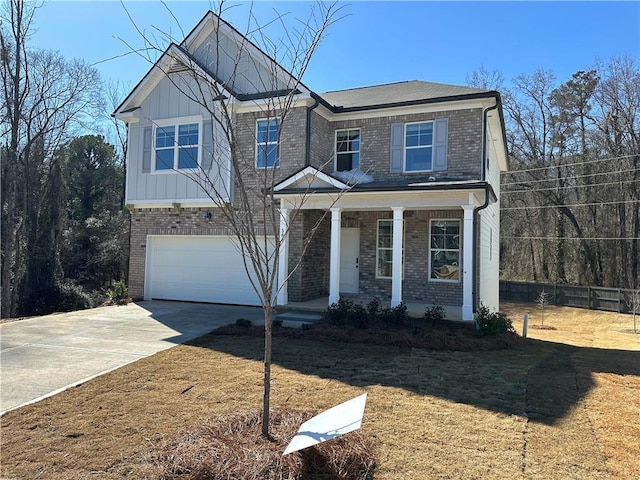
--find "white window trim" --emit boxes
[334,128,361,172]
[429,218,461,283]
[151,115,203,175]
[255,117,281,169]
[404,120,434,174]
[376,219,405,280]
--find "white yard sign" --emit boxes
[283,393,368,455]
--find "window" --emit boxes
[335,129,360,171]
[405,121,433,172]
[430,220,460,282]
[154,122,199,171]
[256,118,280,168]
[376,219,404,279]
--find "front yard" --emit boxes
[1,303,638,479]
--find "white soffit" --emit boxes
[283,393,368,455]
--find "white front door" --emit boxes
[340,228,360,294]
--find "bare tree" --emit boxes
[123,2,344,436]
[1,0,103,317]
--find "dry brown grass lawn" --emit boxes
[1,303,638,479]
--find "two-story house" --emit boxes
[114,11,508,322]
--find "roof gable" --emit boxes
[273,167,349,192]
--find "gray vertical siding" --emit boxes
[126,74,231,204]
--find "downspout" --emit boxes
[473,97,499,314]
[305,94,320,166]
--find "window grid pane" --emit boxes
[336,129,361,171]
[405,122,433,172]
[257,119,280,168]
[430,220,460,281]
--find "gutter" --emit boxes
[472,95,500,313]
[305,95,320,166]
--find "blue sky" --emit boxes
[30,1,639,94]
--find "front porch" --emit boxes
[277,295,463,321]
[273,168,492,322]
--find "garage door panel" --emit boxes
[146,236,271,306]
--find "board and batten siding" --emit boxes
[478,136,501,311]
[192,31,292,96]
[126,73,231,205]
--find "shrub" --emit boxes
[367,297,381,319]
[379,302,408,327]
[349,303,370,329]
[235,318,252,328]
[106,280,128,305]
[56,280,95,312]
[325,298,355,326]
[424,305,446,324]
[272,318,283,328]
[475,303,515,336]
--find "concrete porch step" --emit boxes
[274,312,323,328]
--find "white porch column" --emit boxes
[391,207,405,307]
[328,208,342,305]
[276,208,289,305]
[462,205,475,321]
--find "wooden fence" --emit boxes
[499,281,639,314]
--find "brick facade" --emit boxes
[310,108,483,183]
[128,107,479,309]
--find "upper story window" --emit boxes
[154,122,199,172]
[256,118,280,168]
[405,121,433,172]
[335,129,360,171]
[430,219,460,282]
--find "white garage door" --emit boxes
[146,235,273,306]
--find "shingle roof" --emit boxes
[318,80,489,110]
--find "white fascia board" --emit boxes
[313,97,491,122]
[114,45,235,118]
[125,198,228,209]
[273,166,349,192]
[233,94,314,114]
[487,115,508,172]
[114,108,141,123]
[275,188,486,211]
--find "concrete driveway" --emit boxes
[0,301,265,415]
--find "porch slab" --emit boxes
[279,296,463,321]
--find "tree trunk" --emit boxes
[261,302,273,437]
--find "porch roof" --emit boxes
[275,180,496,211]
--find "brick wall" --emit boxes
[357,209,463,305]
[311,108,484,183]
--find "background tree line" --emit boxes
[469,57,639,290]
[2,1,637,319]
[1,1,128,318]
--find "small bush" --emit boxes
[272,318,284,328]
[325,298,355,326]
[349,303,370,329]
[106,280,128,305]
[235,318,252,328]
[475,304,515,336]
[379,302,408,328]
[56,280,95,313]
[424,305,446,324]
[367,297,381,319]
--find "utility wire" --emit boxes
[501,167,639,186]
[500,153,638,175]
[503,236,640,241]
[501,200,640,210]
[502,178,638,195]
